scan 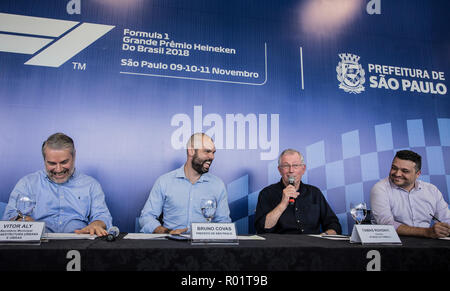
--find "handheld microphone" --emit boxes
[106,226,120,242]
[288,176,295,206]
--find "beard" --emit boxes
[191,153,212,175]
[47,167,74,183]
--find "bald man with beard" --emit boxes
[139,133,231,234]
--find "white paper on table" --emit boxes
[123,233,168,240]
[308,234,350,241]
[124,234,267,240]
[43,233,97,240]
[237,235,266,240]
[438,236,450,240]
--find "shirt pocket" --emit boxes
[64,189,91,218]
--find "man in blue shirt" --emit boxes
[139,133,231,234]
[2,133,112,236]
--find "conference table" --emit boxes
[0,233,448,273]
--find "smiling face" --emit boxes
[190,136,216,175]
[44,147,75,184]
[389,157,420,191]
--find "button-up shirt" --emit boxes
[139,165,231,233]
[370,177,450,229]
[255,180,342,234]
[2,169,112,233]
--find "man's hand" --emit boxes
[427,222,450,238]
[74,220,107,236]
[264,185,300,230]
[153,226,170,234]
[169,228,188,235]
[13,215,34,222]
[153,226,188,235]
[322,229,337,235]
[398,222,450,239]
[281,185,299,207]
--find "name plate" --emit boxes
[0,221,45,244]
[350,224,402,245]
[191,222,238,245]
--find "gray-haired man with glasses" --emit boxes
[255,149,341,234]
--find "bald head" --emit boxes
[186,133,216,175]
[186,133,214,151]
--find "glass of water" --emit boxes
[350,202,367,225]
[16,194,35,221]
[200,199,217,223]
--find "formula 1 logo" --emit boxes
[0,13,114,67]
[336,53,366,94]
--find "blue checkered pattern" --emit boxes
[231,118,450,235]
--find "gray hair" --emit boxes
[278,149,304,165]
[42,133,75,159]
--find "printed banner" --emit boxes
[0,0,449,234]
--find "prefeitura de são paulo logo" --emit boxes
[336,53,365,94]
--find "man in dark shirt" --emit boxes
[255,149,341,234]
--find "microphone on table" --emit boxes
[106,226,120,242]
[288,176,296,206]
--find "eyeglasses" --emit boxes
[279,164,304,170]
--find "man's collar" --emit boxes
[176,165,210,182]
[413,179,423,190]
[388,177,421,192]
[175,165,186,179]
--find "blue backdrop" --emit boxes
[0,0,449,234]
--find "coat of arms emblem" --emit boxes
[337,53,365,94]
